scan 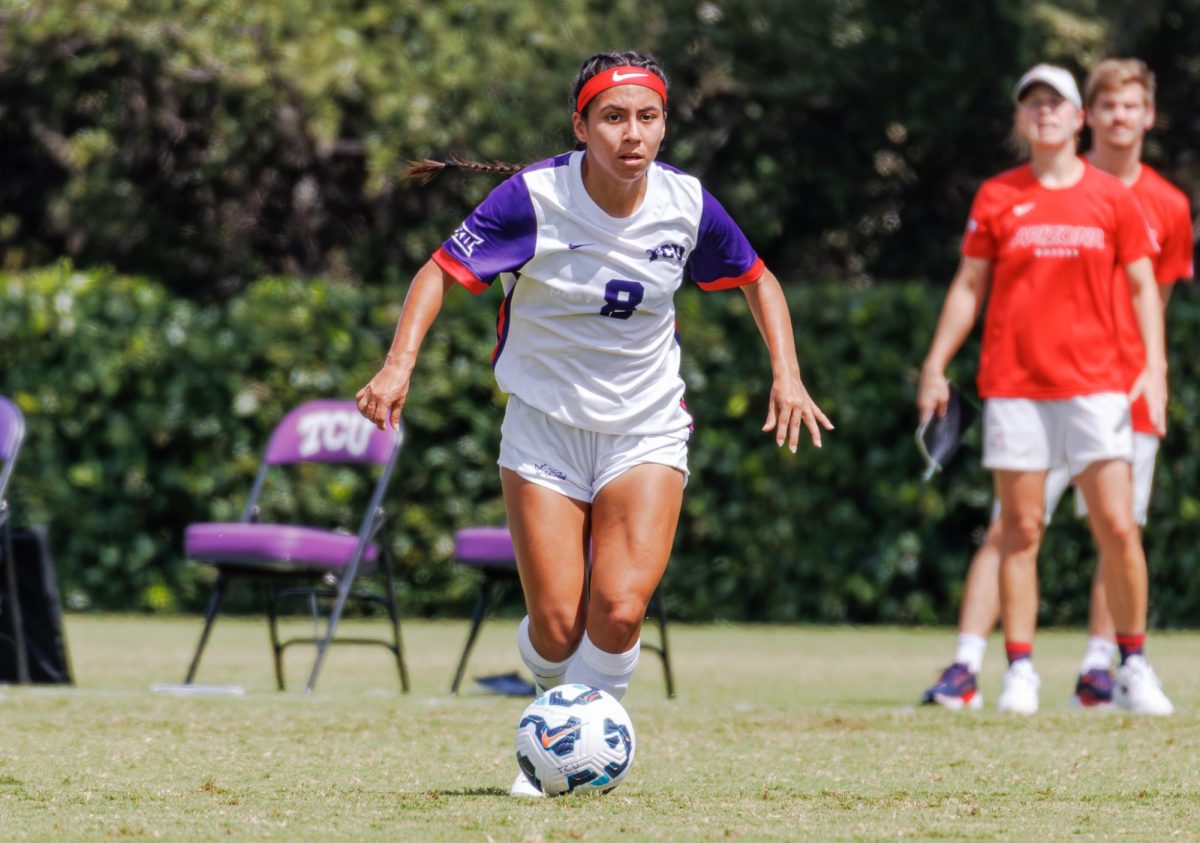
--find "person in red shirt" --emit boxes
[919,59,1193,715]
[917,63,1174,715]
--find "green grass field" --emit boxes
[1,616,1198,841]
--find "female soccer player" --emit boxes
[920,59,1191,714]
[355,51,832,792]
[917,63,1173,715]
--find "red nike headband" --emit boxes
[575,65,668,114]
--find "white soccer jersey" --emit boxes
[432,150,764,436]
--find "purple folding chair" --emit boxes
[449,524,676,698]
[0,396,30,684]
[183,400,408,694]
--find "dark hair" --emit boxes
[405,51,669,184]
[570,50,670,117]
[403,156,524,185]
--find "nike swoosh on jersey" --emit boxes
[1013,203,1036,217]
[611,71,648,81]
[568,243,592,250]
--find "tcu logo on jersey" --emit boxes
[296,409,375,458]
[646,242,686,262]
[451,222,485,257]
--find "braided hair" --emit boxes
[404,50,668,184]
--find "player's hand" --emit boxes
[355,358,413,431]
[762,375,833,451]
[917,366,950,425]
[1128,365,1168,436]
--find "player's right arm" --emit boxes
[356,259,458,431]
[917,256,992,424]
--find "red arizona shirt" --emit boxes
[1113,164,1194,435]
[962,162,1156,399]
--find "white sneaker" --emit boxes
[997,660,1040,714]
[1114,655,1174,716]
[510,771,544,798]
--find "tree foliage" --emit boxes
[3,1,1196,294]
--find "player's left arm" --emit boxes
[740,267,833,451]
[1125,256,1168,434]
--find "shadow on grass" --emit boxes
[427,787,508,798]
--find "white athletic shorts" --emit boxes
[982,393,1132,475]
[990,432,1158,527]
[498,395,689,503]
[1073,432,1160,527]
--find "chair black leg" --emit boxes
[381,548,409,693]
[652,586,675,699]
[450,570,501,695]
[266,587,285,691]
[184,573,230,684]
[1,522,30,684]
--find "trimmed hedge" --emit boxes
[4,263,1200,625]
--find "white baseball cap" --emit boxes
[1012,64,1082,108]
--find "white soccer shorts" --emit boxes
[982,393,1132,475]
[498,395,689,503]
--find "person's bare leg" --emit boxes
[995,470,1049,647]
[959,521,1003,638]
[1086,554,1117,640]
[1074,459,1172,714]
[1071,545,1120,707]
[563,464,684,699]
[1074,460,1145,640]
[502,469,590,666]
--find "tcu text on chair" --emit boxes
[0,396,30,684]
[183,400,408,693]
[449,524,676,698]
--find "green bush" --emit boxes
[4,263,1200,626]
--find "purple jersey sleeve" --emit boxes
[433,174,538,294]
[687,188,764,291]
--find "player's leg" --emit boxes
[920,524,1000,710]
[565,462,685,700]
[1070,472,1122,708]
[1071,432,1157,706]
[982,397,1055,714]
[994,468,1049,714]
[922,463,1068,710]
[1074,459,1172,714]
[497,397,594,698]
[1069,397,1171,715]
[501,467,592,799]
[503,469,590,676]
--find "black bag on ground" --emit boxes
[0,525,72,684]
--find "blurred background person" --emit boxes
[917,63,1173,715]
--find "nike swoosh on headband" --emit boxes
[611,71,648,81]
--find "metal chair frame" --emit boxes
[183,402,408,694]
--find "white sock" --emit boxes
[1079,636,1117,673]
[954,633,987,675]
[563,632,640,701]
[517,616,571,693]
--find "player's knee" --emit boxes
[1092,509,1140,549]
[589,597,646,649]
[529,607,586,659]
[999,513,1043,554]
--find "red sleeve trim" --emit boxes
[696,257,766,291]
[433,247,489,295]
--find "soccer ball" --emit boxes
[514,683,636,796]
